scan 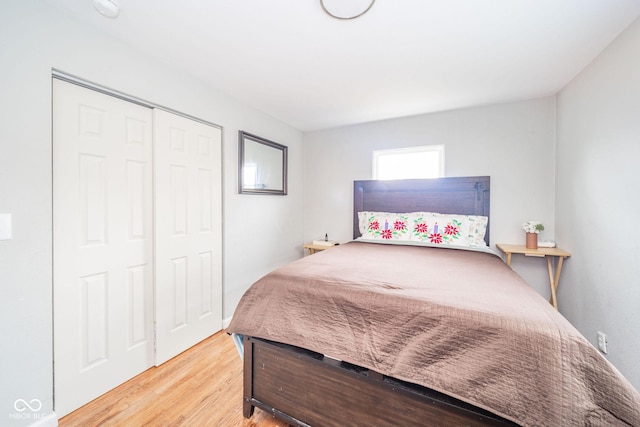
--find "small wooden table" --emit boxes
[496,244,571,310]
[303,242,338,255]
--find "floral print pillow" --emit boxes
[358,211,488,247]
[410,213,469,246]
[359,212,411,241]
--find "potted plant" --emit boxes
[522,221,544,249]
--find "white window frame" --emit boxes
[372,145,445,180]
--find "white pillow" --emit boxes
[466,214,489,247]
[358,211,488,247]
[358,211,411,241]
[411,212,488,247]
[409,212,469,246]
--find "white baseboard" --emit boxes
[222,316,232,329]
[28,412,58,427]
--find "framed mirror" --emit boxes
[239,131,288,195]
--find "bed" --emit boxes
[227,177,640,426]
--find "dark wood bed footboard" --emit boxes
[243,336,518,427]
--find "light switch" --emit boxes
[0,214,12,240]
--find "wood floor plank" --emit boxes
[59,331,291,427]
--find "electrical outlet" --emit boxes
[0,214,12,240]
[597,331,607,354]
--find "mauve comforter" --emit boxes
[227,241,640,426]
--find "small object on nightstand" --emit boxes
[313,233,338,247]
[538,240,556,248]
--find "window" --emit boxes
[372,145,444,180]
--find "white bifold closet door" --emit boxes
[53,80,222,416]
[153,109,222,365]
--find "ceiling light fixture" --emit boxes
[93,0,120,19]
[320,0,376,20]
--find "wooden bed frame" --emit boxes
[242,176,515,427]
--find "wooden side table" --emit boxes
[496,244,571,310]
[303,242,338,255]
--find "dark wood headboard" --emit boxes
[353,177,490,245]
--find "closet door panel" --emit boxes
[53,79,154,417]
[154,109,222,365]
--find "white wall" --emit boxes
[0,1,303,424]
[303,97,557,297]
[556,17,640,389]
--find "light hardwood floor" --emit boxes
[59,331,291,426]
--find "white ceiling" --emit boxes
[44,0,640,131]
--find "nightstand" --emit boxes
[303,242,338,255]
[496,244,571,310]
